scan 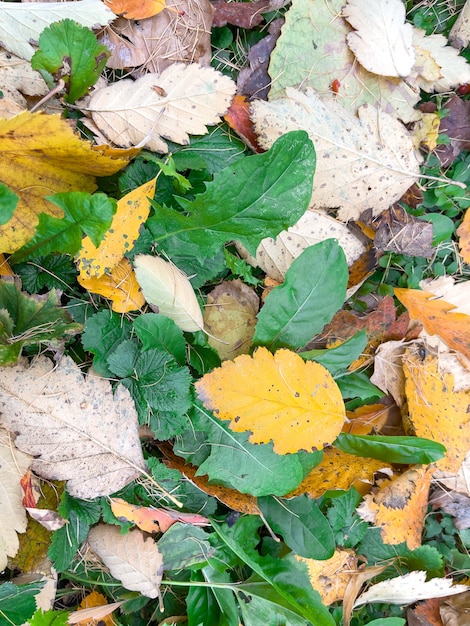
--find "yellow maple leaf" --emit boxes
[103,0,168,19]
[403,351,470,474]
[78,257,144,313]
[0,112,133,253]
[195,347,346,454]
[77,178,156,279]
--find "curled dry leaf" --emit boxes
[0,50,48,108]
[87,525,163,599]
[0,356,146,499]
[87,63,236,152]
[134,254,204,332]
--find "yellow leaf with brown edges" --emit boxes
[78,257,144,313]
[0,112,132,253]
[297,549,359,606]
[357,466,433,550]
[457,209,470,264]
[103,0,167,19]
[403,351,470,474]
[395,287,470,360]
[77,178,156,279]
[196,347,346,454]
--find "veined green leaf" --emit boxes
[0,582,45,626]
[334,433,446,464]
[300,331,367,376]
[0,183,18,225]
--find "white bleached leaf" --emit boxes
[251,88,422,220]
[134,254,204,332]
[88,525,163,599]
[0,356,146,499]
[0,0,116,60]
[86,63,236,152]
[354,570,469,607]
[343,0,415,78]
[0,50,48,108]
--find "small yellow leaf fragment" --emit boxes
[457,209,470,264]
[78,178,156,279]
[78,257,144,313]
[103,0,167,20]
[297,548,358,605]
[195,347,346,454]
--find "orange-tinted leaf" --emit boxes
[110,497,209,533]
[288,447,391,498]
[196,347,346,454]
[457,208,470,264]
[78,258,144,313]
[0,254,13,276]
[297,548,359,605]
[396,287,470,360]
[224,95,262,153]
[0,112,130,253]
[403,351,470,474]
[77,178,156,279]
[103,0,167,19]
[344,403,391,435]
[20,470,36,508]
[406,598,443,626]
[357,466,433,550]
[72,591,118,626]
[347,244,377,289]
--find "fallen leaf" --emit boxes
[370,339,408,407]
[0,50,48,107]
[0,112,130,253]
[104,0,167,19]
[411,112,441,152]
[196,347,346,454]
[435,96,470,168]
[87,525,163,599]
[224,95,263,152]
[0,355,147,499]
[374,205,434,258]
[449,0,470,49]
[212,0,269,28]
[343,0,415,78]
[204,279,259,360]
[357,466,433,550]
[344,403,392,436]
[134,254,204,332]
[251,89,422,220]
[25,508,65,532]
[77,178,156,279]
[86,63,236,152]
[354,571,469,607]
[69,591,121,626]
[407,598,443,626]
[0,428,32,571]
[110,498,209,533]
[430,485,470,530]
[20,470,37,508]
[0,0,115,61]
[440,590,470,625]
[0,254,14,276]
[78,257,144,313]
[297,549,359,605]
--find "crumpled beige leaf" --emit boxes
[343,0,415,78]
[0,356,146,499]
[251,89,422,220]
[449,0,470,49]
[0,50,48,108]
[0,0,116,60]
[0,428,32,571]
[354,571,469,607]
[88,525,163,599]
[86,63,236,152]
[134,254,204,332]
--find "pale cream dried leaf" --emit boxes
[134,254,204,332]
[0,428,32,571]
[0,356,146,499]
[343,0,415,78]
[86,63,236,152]
[370,339,408,407]
[251,88,422,220]
[68,601,124,624]
[0,0,116,60]
[0,50,48,107]
[449,0,470,49]
[88,525,163,598]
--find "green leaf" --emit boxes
[0,582,44,626]
[147,131,316,260]
[212,517,335,626]
[254,240,348,350]
[326,488,368,548]
[31,19,109,103]
[186,331,221,375]
[366,620,406,626]
[133,313,186,365]
[237,584,309,626]
[107,340,192,439]
[419,213,455,245]
[175,401,322,496]
[158,524,214,571]
[337,371,382,401]
[29,610,70,626]
[11,192,116,264]
[186,572,223,626]
[224,249,260,286]
[258,495,335,559]
[82,310,132,377]
[0,182,18,225]
[334,433,446,464]
[201,565,239,626]
[300,331,368,376]
[12,254,78,294]
[0,278,81,366]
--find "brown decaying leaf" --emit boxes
[212,0,269,28]
[297,549,359,606]
[434,95,470,167]
[374,205,434,258]
[407,597,443,626]
[224,95,263,152]
[430,485,470,530]
[0,356,146,499]
[25,508,65,532]
[440,591,470,626]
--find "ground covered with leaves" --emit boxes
[1,0,470,624]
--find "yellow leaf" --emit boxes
[78,257,144,313]
[0,254,13,276]
[77,178,156,279]
[403,351,470,474]
[73,591,118,626]
[195,347,346,454]
[297,548,358,606]
[457,208,470,264]
[395,287,470,360]
[0,112,132,253]
[103,0,168,19]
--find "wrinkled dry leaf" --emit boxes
[0,50,48,108]
[419,276,470,315]
[436,95,470,168]
[343,0,415,78]
[297,549,359,605]
[0,428,32,571]
[449,0,470,48]
[440,587,470,625]
[430,485,470,530]
[354,571,469,607]
[251,89,422,220]
[212,0,269,28]
[0,356,146,499]
[134,254,204,332]
[88,525,163,599]
[370,339,408,407]
[374,205,434,258]
[25,508,65,532]
[87,63,235,152]
[0,0,115,60]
